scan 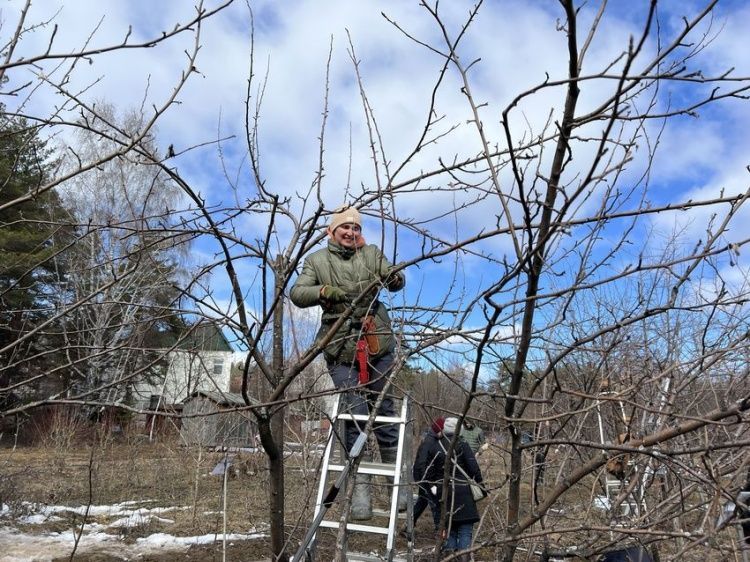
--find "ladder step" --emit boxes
[314,508,406,520]
[346,552,407,562]
[372,508,408,519]
[319,520,390,534]
[335,413,404,424]
[328,461,397,476]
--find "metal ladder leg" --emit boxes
[293,395,340,562]
[295,395,413,562]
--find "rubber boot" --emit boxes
[351,472,373,520]
[380,446,408,511]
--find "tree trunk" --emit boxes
[269,257,287,561]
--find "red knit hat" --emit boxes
[431,417,445,434]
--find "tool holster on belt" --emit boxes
[356,339,369,384]
[355,315,379,385]
[362,315,379,355]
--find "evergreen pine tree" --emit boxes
[0,113,71,399]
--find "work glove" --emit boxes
[320,285,349,304]
[381,267,404,291]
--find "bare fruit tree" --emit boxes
[3,0,750,561]
[390,2,750,561]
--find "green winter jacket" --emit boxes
[290,240,405,363]
[460,424,485,454]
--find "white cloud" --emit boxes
[6,0,750,347]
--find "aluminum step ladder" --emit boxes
[294,394,413,562]
[605,466,647,519]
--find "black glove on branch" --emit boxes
[382,268,404,291]
[320,285,349,304]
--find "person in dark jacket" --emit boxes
[289,206,406,519]
[411,417,446,533]
[441,416,483,560]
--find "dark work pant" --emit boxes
[327,351,399,451]
[444,522,474,553]
[413,484,441,529]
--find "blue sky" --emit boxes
[6,0,750,374]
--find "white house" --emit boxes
[132,322,246,410]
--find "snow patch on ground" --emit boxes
[136,531,267,548]
[18,514,63,525]
[108,514,175,528]
[0,500,267,561]
[31,501,187,519]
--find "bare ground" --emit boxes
[0,429,446,561]
[1,426,740,561]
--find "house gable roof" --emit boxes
[169,322,233,352]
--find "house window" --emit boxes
[149,395,162,410]
[213,358,224,376]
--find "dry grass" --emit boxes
[1,425,277,561]
[0,438,640,561]
[1,425,743,561]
